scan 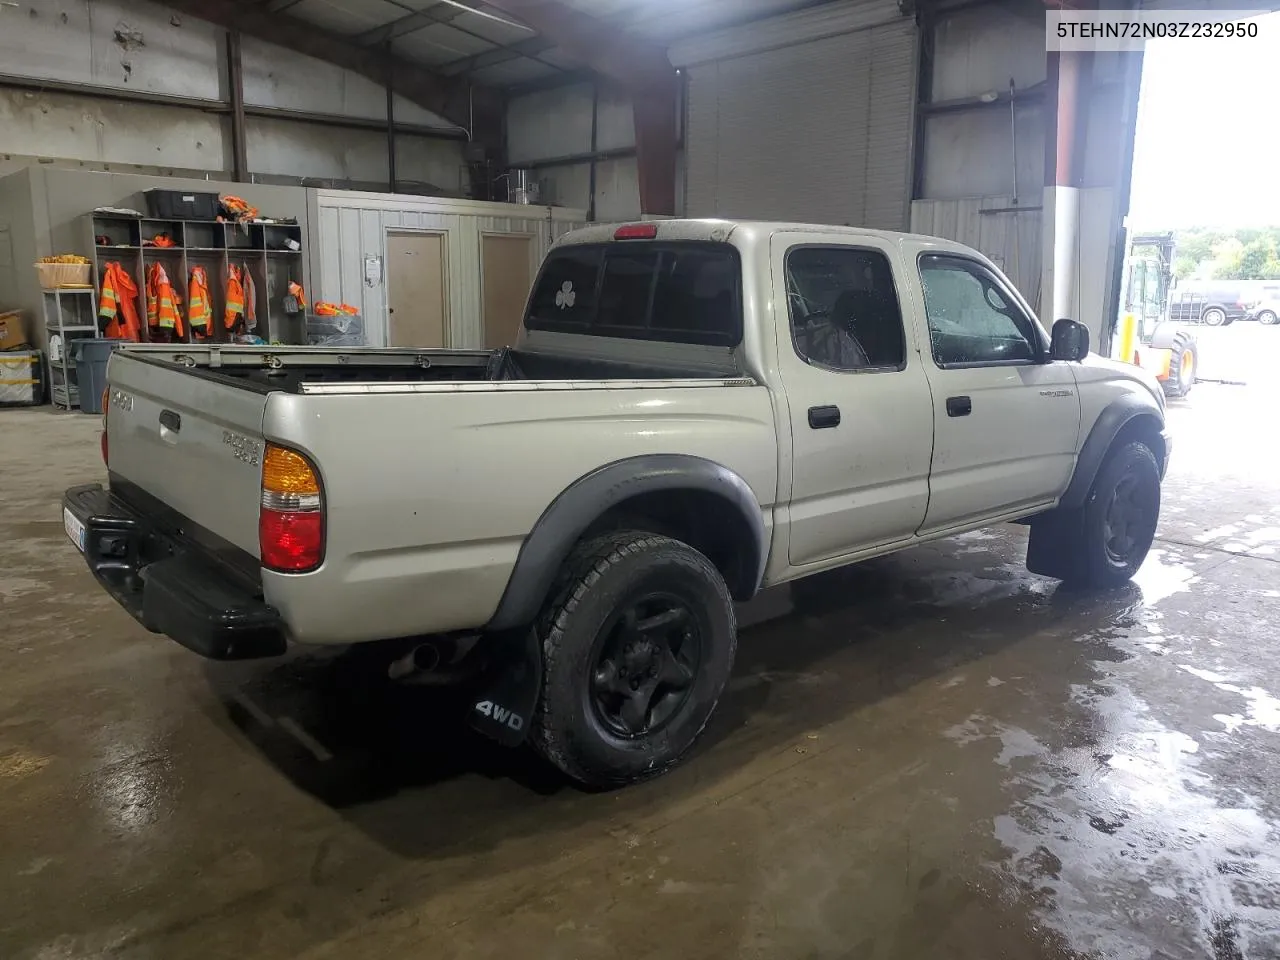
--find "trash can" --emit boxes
[74,339,126,414]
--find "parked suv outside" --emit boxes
[1168,283,1255,326]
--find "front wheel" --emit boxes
[1027,441,1161,588]
[1258,309,1279,326]
[1202,307,1226,326]
[529,530,737,788]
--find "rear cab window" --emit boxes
[526,242,743,347]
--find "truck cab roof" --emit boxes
[553,218,985,260]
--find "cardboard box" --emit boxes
[0,311,32,351]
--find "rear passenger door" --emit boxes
[772,235,935,567]
[912,252,1080,535]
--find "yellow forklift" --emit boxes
[1112,231,1199,398]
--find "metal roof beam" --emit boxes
[479,0,673,87]
[154,0,502,143]
[439,34,555,75]
[352,3,465,46]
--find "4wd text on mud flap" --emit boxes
[474,700,523,731]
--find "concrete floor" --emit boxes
[3,348,1280,959]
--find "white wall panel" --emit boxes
[921,103,1045,201]
[594,157,643,222]
[596,86,636,152]
[0,0,223,100]
[930,10,1046,102]
[314,191,586,348]
[539,164,593,211]
[0,88,229,171]
[246,118,464,191]
[506,83,595,165]
[238,35,452,128]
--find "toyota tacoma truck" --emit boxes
[64,219,1172,788]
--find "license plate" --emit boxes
[64,507,86,553]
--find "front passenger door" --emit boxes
[914,253,1081,536]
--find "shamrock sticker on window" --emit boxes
[555,281,576,310]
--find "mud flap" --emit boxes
[467,628,542,748]
[1027,508,1087,581]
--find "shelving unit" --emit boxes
[42,287,99,410]
[86,213,306,345]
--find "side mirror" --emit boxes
[1050,318,1090,362]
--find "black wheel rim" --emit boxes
[1103,473,1152,565]
[588,592,702,739]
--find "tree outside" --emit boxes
[1170,228,1280,282]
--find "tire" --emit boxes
[1032,442,1161,589]
[1201,306,1226,327]
[529,530,737,788]
[1162,334,1197,399]
[1258,309,1279,326]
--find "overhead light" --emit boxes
[434,0,535,32]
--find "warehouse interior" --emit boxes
[4,1,1280,958]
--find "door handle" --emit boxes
[946,396,972,418]
[808,405,841,429]
[159,409,181,431]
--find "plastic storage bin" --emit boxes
[73,339,126,414]
[145,189,219,220]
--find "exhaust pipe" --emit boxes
[387,635,483,686]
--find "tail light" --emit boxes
[614,223,658,240]
[259,443,324,572]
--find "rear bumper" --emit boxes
[63,483,286,660]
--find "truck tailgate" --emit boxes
[107,353,267,558]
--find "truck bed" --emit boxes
[115,340,744,395]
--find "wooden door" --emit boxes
[386,232,448,347]
[481,234,534,349]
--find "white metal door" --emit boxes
[772,232,935,568]
[684,15,915,229]
[912,252,1081,534]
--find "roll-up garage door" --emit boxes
[683,14,916,229]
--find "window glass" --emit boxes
[525,242,742,346]
[527,246,601,327]
[786,247,906,372]
[918,255,1038,365]
[651,248,737,335]
[598,250,658,329]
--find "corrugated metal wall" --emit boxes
[313,191,586,348]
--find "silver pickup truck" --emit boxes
[65,219,1171,788]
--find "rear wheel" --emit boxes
[1163,334,1197,399]
[529,530,737,788]
[1258,309,1279,326]
[1202,306,1226,326]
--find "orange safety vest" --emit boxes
[146,262,184,338]
[188,266,212,338]
[288,281,307,309]
[225,264,245,331]
[98,261,141,342]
